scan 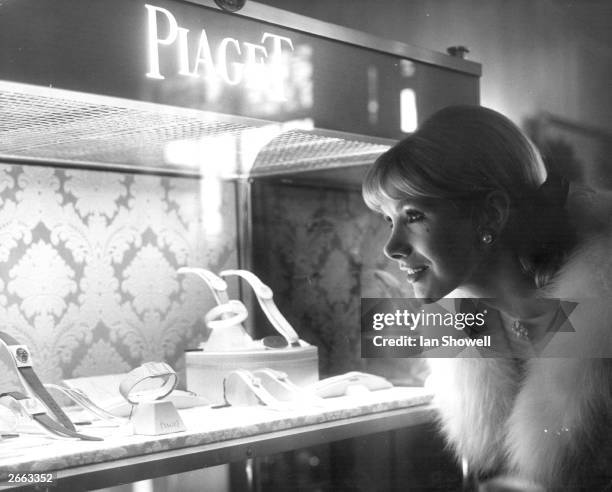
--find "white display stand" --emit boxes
[131,400,186,436]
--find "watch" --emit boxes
[220,269,301,346]
[0,332,75,430]
[0,331,102,441]
[204,300,248,331]
[119,362,178,405]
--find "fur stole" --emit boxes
[428,233,612,489]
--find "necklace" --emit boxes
[500,303,561,342]
[511,320,530,340]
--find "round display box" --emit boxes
[184,344,319,405]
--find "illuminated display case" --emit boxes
[0,0,480,369]
[0,0,480,489]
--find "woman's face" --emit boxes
[379,196,485,301]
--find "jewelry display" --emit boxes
[182,266,319,405]
[119,362,185,436]
[44,384,124,424]
[118,362,178,405]
[178,267,255,351]
[220,269,302,347]
[0,331,102,441]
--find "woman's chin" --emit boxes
[412,280,458,303]
[412,284,443,303]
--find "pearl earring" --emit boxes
[481,231,494,244]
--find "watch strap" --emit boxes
[0,331,76,431]
[20,365,76,431]
[219,270,301,346]
[0,391,102,441]
[33,412,102,441]
[45,384,123,423]
[223,369,292,411]
[118,362,178,404]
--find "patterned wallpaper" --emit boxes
[251,181,424,382]
[0,162,426,393]
[0,163,239,389]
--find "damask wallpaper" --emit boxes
[0,162,425,394]
[251,181,423,382]
[0,163,239,390]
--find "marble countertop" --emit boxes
[0,387,433,481]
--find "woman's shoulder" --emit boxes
[543,231,612,298]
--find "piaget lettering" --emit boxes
[145,4,294,99]
[160,419,181,430]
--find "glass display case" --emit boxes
[0,1,480,489]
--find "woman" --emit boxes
[362,105,612,490]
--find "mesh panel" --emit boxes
[0,86,257,168]
[251,130,390,175]
[0,82,392,174]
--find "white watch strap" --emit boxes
[204,300,249,330]
[220,269,300,346]
[119,362,178,405]
[178,267,230,305]
[223,370,292,411]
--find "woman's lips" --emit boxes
[400,265,428,282]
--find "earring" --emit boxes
[481,231,494,244]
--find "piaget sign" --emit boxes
[144,4,294,100]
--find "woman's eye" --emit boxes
[384,216,393,228]
[404,210,424,223]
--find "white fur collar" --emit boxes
[429,232,612,488]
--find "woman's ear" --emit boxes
[479,190,510,235]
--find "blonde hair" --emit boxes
[363,105,574,288]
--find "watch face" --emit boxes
[214,0,247,13]
[15,347,29,364]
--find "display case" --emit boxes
[0,1,480,489]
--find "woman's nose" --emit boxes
[384,229,412,260]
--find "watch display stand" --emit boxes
[131,400,186,436]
